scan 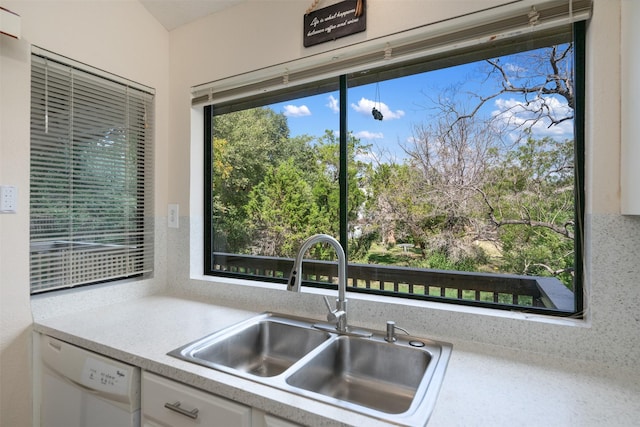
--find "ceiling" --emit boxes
[139,0,247,31]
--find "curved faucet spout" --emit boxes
[287,234,348,333]
[287,234,346,298]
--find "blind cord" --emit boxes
[44,58,49,134]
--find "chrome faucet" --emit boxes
[288,234,370,337]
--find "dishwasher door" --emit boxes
[39,335,141,427]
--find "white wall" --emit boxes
[0,1,170,425]
[0,34,33,427]
[168,0,640,374]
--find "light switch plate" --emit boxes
[168,203,179,228]
[0,185,17,213]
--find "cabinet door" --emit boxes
[252,409,303,427]
[263,414,303,427]
[142,372,251,427]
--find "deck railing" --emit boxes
[211,252,575,312]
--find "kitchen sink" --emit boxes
[174,316,330,377]
[285,335,431,414]
[169,312,452,426]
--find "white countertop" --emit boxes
[32,295,640,427]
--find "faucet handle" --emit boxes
[323,296,338,321]
[322,296,346,324]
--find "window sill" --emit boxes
[189,273,589,329]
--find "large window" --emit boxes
[30,48,154,294]
[204,10,586,316]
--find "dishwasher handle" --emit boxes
[164,401,199,419]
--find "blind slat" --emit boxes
[30,49,155,293]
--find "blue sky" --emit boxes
[268,49,574,163]
[268,66,469,159]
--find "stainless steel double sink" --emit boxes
[168,312,452,426]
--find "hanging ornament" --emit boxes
[372,81,383,121]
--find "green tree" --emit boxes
[211,107,370,258]
[310,130,369,259]
[246,159,327,257]
[365,162,431,248]
[482,136,575,287]
[212,107,295,252]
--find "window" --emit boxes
[202,2,588,316]
[30,48,154,294]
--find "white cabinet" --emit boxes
[142,372,251,427]
[142,372,302,427]
[252,409,303,427]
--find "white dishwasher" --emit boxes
[39,334,141,427]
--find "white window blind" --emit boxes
[30,48,155,293]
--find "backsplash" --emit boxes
[168,213,640,371]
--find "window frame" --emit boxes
[203,20,586,317]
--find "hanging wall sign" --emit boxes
[304,0,366,48]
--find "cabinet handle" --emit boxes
[164,401,199,419]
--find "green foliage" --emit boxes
[485,136,575,287]
[312,131,368,231]
[246,159,326,257]
[211,109,369,260]
[364,162,435,248]
[348,230,379,261]
[423,250,481,272]
[211,107,296,252]
[500,225,573,277]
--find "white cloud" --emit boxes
[326,95,339,113]
[283,104,311,117]
[492,96,573,139]
[351,97,405,120]
[504,63,526,74]
[355,150,380,164]
[355,130,384,140]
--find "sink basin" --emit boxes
[169,312,452,426]
[170,314,331,377]
[285,335,431,414]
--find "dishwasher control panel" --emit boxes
[82,356,131,396]
[40,335,140,407]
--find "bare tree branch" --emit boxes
[533,263,574,276]
[473,185,574,240]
